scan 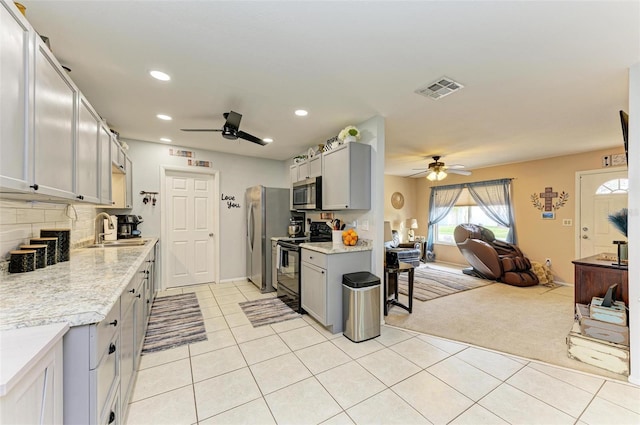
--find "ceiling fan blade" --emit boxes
[180,128,222,132]
[225,111,242,129]
[447,169,472,176]
[412,168,428,171]
[446,164,465,169]
[407,170,429,178]
[237,130,267,146]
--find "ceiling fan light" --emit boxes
[149,70,171,81]
[427,170,447,181]
[262,138,273,143]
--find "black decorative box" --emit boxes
[30,237,58,265]
[40,229,70,262]
[9,250,36,273]
[20,244,48,269]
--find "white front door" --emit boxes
[165,170,215,287]
[578,169,628,258]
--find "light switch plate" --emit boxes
[360,220,369,231]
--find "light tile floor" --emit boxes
[125,280,640,425]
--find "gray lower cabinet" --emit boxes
[63,244,156,424]
[300,248,371,333]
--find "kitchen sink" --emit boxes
[87,239,149,248]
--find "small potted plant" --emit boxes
[338,126,361,144]
[608,208,628,262]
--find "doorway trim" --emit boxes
[574,166,628,260]
[159,165,220,290]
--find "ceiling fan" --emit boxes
[181,111,268,146]
[410,156,472,181]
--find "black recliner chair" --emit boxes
[454,223,538,287]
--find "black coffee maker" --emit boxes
[116,215,143,239]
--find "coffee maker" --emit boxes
[116,215,143,239]
[288,212,305,238]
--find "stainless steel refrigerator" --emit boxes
[246,186,290,292]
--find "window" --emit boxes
[596,178,628,194]
[434,189,508,244]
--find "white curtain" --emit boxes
[426,185,463,261]
[467,179,516,243]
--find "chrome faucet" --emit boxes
[94,212,115,244]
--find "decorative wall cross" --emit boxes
[539,187,558,212]
[530,187,569,212]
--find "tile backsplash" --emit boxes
[0,199,98,266]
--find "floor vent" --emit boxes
[415,77,464,100]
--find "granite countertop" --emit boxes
[0,238,158,331]
[300,240,373,254]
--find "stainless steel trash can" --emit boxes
[342,272,381,342]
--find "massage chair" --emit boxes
[453,223,538,287]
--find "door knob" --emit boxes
[209,233,214,237]
[582,235,589,239]
[582,227,588,231]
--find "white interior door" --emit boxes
[165,170,215,287]
[579,169,628,258]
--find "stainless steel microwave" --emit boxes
[292,177,322,210]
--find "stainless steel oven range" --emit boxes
[276,222,332,313]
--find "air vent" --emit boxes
[415,77,464,100]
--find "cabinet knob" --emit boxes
[321,271,325,274]
[76,194,84,200]
[108,411,116,424]
[108,343,116,355]
[582,235,589,239]
[136,293,141,298]
[30,184,39,190]
[109,320,118,327]
[129,288,135,293]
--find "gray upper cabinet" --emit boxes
[322,143,371,210]
[99,125,113,205]
[0,0,120,206]
[76,96,101,203]
[33,37,77,200]
[0,2,31,192]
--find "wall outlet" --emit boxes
[602,155,611,167]
[562,219,572,226]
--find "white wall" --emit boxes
[122,139,289,282]
[627,62,639,385]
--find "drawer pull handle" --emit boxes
[109,320,118,327]
[108,343,116,355]
[129,288,135,293]
[108,411,115,424]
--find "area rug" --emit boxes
[141,293,207,355]
[239,297,301,327]
[397,266,495,301]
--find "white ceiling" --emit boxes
[19,1,639,176]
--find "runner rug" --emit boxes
[141,293,207,354]
[398,266,495,302]
[239,297,301,327]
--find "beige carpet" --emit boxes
[385,267,627,381]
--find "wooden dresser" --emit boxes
[572,254,629,306]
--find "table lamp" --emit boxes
[384,221,392,242]
[406,218,418,241]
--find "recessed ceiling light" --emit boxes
[156,114,172,121]
[150,70,171,81]
[262,138,273,143]
[160,137,172,142]
[295,109,308,117]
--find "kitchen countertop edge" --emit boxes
[0,238,158,331]
[300,241,373,254]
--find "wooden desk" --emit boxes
[384,262,414,315]
[572,254,628,306]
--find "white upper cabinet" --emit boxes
[322,143,371,210]
[0,2,31,192]
[33,37,77,199]
[76,95,101,203]
[290,155,322,185]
